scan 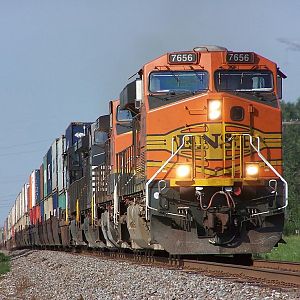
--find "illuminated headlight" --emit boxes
[208,100,222,120]
[245,163,259,178]
[176,164,192,179]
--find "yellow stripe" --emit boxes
[170,178,268,187]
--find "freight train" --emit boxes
[2,46,287,256]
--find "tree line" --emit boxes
[282,99,300,235]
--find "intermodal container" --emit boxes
[44,196,53,220]
[57,135,65,192]
[43,155,48,198]
[51,139,58,192]
[29,170,40,208]
[39,164,44,203]
[16,193,21,222]
[65,122,92,150]
[53,191,58,217]
[11,203,16,227]
[40,200,45,222]
[46,147,52,195]
[28,174,32,210]
[36,204,41,224]
[30,206,39,225]
[29,208,34,225]
[58,192,66,209]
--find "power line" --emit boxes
[0,139,49,151]
[0,149,43,158]
[0,199,16,203]
[0,178,25,184]
[0,193,18,198]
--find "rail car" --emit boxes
[4,45,287,256]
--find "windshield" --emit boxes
[215,70,273,92]
[117,106,133,122]
[149,71,209,93]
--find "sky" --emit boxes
[0,0,300,225]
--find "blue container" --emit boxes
[53,192,58,210]
[46,147,52,195]
[65,122,92,150]
[43,156,47,198]
[40,200,45,222]
[33,169,41,206]
[52,191,58,218]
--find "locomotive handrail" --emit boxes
[243,134,288,217]
[145,134,193,220]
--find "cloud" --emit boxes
[277,38,300,51]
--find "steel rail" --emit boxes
[76,249,300,288]
[180,259,300,287]
[253,259,300,273]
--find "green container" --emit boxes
[58,193,66,209]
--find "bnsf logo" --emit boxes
[176,134,251,152]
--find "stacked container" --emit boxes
[57,136,65,191]
[46,147,52,196]
[51,139,58,217]
[15,193,20,223]
[40,200,45,222]
[39,164,44,203]
[43,155,47,198]
[29,170,40,209]
[44,195,53,220]
[57,135,66,217]
[53,192,58,217]
[51,139,58,192]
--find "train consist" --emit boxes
[2,46,287,255]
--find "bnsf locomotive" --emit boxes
[3,46,287,255]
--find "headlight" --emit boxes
[176,164,192,179]
[245,163,259,178]
[208,100,222,120]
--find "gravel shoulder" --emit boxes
[0,249,299,300]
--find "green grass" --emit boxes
[0,253,10,275]
[257,235,300,262]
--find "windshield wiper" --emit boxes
[167,89,195,95]
[190,66,206,86]
[235,88,273,92]
[165,66,180,86]
[149,90,197,102]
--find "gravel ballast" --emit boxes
[0,250,299,300]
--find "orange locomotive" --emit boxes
[114,45,287,254]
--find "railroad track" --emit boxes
[74,249,300,289]
[180,259,300,288]
[8,247,300,289]
[253,259,300,273]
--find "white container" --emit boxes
[44,196,53,220]
[57,135,65,192]
[52,139,58,191]
[21,184,29,213]
[29,170,40,208]
[21,184,28,213]
[11,203,16,227]
[16,193,22,222]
